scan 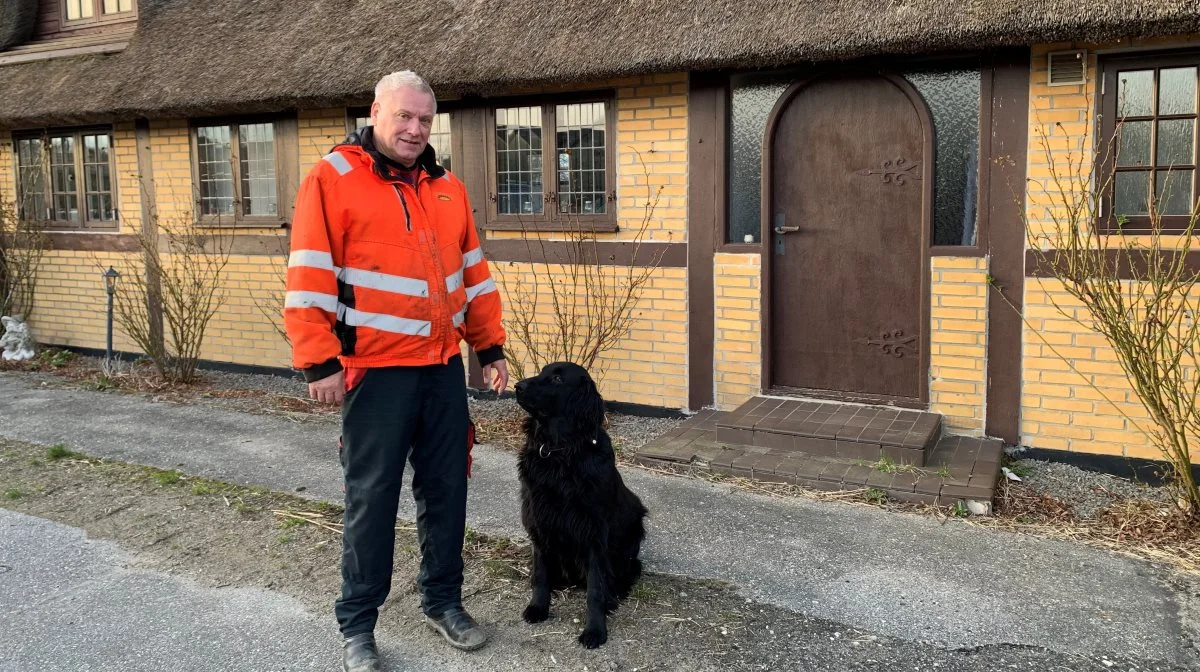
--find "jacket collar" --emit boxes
[337,126,446,182]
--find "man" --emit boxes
[283,70,508,672]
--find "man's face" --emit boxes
[370,86,435,166]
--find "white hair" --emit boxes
[374,70,437,113]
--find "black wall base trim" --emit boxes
[1010,445,1200,487]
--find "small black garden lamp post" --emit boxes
[103,266,119,363]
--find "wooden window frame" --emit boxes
[187,113,299,229]
[62,0,138,28]
[345,105,457,173]
[1097,49,1200,233]
[482,91,618,233]
[11,126,119,231]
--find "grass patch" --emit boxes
[4,488,24,500]
[153,470,182,486]
[279,516,306,530]
[47,443,79,461]
[629,581,659,602]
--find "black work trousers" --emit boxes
[334,356,469,637]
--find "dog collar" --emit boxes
[537,438,597,458]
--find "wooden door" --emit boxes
[766,74,930,403]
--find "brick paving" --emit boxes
[636,401,1003,506]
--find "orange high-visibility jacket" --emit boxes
[283,130,505,382]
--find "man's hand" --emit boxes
[482,360,509,394]
[309,370,345,406]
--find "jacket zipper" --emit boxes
[392,184,412,231]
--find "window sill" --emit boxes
[717,242,762,254]
[194,218,289,230]
[484,220,619,234]
[930,245,986,257]
[27,222,119,233]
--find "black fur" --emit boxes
[514,362,648,649]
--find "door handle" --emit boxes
[774,225,800,234]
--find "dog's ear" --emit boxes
[581,377,605,428]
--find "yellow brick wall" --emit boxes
[197,250,292,369]
[490,73,688,243]
[489,260,688,409]
[112,122,140,233]
[0,131,15,205]
[714,253,761,409]
[29,250,142,353]
[1020,278,1200,462]
[299,108,348,178]
[1024,37,1200,462]
[148,119,195,223]
[929,257,989,434]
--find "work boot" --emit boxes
[424,606,488,651]
[342,632,381,672]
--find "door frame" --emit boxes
[759,68,935,407]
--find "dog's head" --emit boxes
[515,361,605,431]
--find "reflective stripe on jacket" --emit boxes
[284,128,505,381]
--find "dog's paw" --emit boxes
[522,603,550,624]
[578,625,607,649]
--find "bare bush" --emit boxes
[107,210,234,384]
[0,194,46,322]
[493,153,667,382]
[1017,107,1200,513]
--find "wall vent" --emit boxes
[1047,50,1087,86]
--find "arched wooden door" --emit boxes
[764,73,932,404]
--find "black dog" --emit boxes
[514,362,648,648]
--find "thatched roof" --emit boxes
[1,0,1199,127]
[0,0,39,51]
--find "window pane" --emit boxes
[82,133,115,222]
[1159,67,1197,116]
[555,102,607,215]
[727,76,789,243]
[1156,170,1195,216]
[495,106,542,215]
[1117,70,1155,117]
[353,115,370,131]
[238,123,277,216]
[429,112,451,172]
[196,125,234,216]
[66,0,94,20]
[103,0,134,13]
[1158,119,1195,167]
[1117,120,1152,167]
[15,138,46,221]
[49,136,78,222]
[1115,171,1151,217]
[907,68,981,246]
